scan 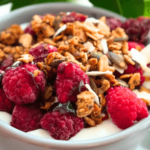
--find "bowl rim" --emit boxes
[0,2,150,149]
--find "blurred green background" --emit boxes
[0,0,150,18]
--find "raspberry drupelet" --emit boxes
[55,62,89,103]
[0,88,14,113]
[29,43,57,62]
[40,111,84,140]
[11,103,44,132]
[128,41,145,51]
[106,86,149,129]
[2,63,46,105]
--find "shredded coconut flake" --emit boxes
[53,24,67,38]
[131,48,150,73]
[83,41,95,53]
[85,17,100,24]
[86,71,112,76]
[113,64,125,74]
[85,84,99,106]
[140,44,150,64]
[101,39,108,54]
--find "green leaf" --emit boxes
[0,0,69,10]
[53,102,76,114]
[144,0,150,17]
[89,0,144,18]
[0,0,11,5]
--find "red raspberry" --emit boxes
[29,43,57,62]
[2,63,46,104]
[11,103,44,132]
[106,86,149,129]
[62,12,87,23]
[56,62,89,103]
[40,111,84,140]
[0,88,14,113]
[128,41,145,51]
[106,17,122,30]
[122,17,150,44]
[24,24,36,36]
[0,55,13,70]
[124,64,145,85]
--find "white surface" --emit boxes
[0,3,12,17]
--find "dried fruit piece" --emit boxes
[29,43,57,62]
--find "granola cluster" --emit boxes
[0,12,150,130]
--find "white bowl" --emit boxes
[0,3,150,150]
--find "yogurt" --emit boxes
[0,111,122,141]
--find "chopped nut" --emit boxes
[73,29,87,43]
[89,58,98,71]
[19,33,32,48]
[53,34,64,42]
[128,73,140,90]
[33,70,41,78]
[41,102,53,110]
[109,42,122,51]
[0,24,23,45]
[68,36,79,46]
[3,46,12,53]
[122,41,129,55]
[0,43,5,49]
[76,91,95,118]
[97,79,110,94]
[98,55,114,72]
[141,98,150,106]
[0,49,6,62]
[43,38,57,46]
[124,55,135,65]
[57,44,69,52]
[144,76,150,81]
[99,16,106,23]
[139,86,150,93]
[84,117,96,126]
[17,54,34,63]
[91,104,102,124]
[120,74,133,79]
[97,21,110,36]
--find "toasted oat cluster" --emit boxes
[0,12,150,140]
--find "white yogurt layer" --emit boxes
[0,110,122,141]
[27,119,122,141]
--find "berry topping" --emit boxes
[2,63,46,104]
[40,111,84,140]
[24,24,36,36]
[128,41,145,51]
[124,64,145,85]
[106,17,122,30]
[0,88,14,113]
[29,44,57,62]
[106,86,149,129]
[62,12,87,23]
[0,55,13,71]
[55,62,89,103]
[11,103,44,132]
[122,17,150,44]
